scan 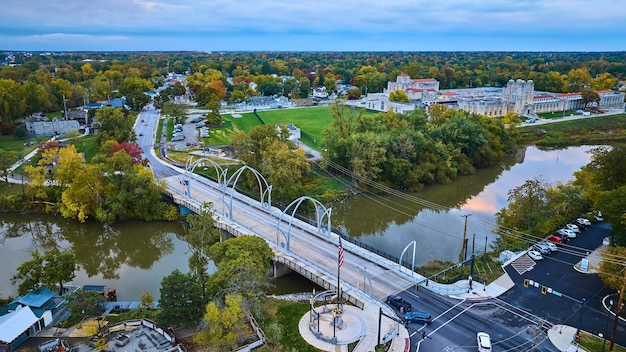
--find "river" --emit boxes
[0,145,598,300]
[329,144,599,266]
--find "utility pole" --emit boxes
[62,94,68,120]
[461,214,472,260]
[609,265,626,351]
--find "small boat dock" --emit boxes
[101,301,158,315]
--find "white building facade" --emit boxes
[384,74,624,117]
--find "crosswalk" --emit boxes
[510,254,537,275]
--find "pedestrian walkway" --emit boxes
[573,241,606,274]
[298,291,410,352]
[547,325,587,352]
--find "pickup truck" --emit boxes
[386,295,411,312]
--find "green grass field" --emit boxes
[206,105,377,150]
[519,114,626,132]
[0,135,45,157]
[71,134,98,162]
[519,113,626,146]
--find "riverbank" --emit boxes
[519,111,626,147]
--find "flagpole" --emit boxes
[338,236,343,309]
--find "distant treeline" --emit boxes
[1,51,624,129]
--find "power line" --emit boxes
[315,159,626,266]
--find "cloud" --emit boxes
[0,0,624,50]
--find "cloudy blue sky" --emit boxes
[1,0,624,52]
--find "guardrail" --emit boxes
[274,256,364,310]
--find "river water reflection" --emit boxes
[330,145,598,266]
[0,216,191,301]
[0,145,598,300]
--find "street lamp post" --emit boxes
[576,298,586,342]
[602,299,614,352]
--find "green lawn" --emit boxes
[166,118,175,140]
[519,113,626,133]
[207,105,377,150]
[0,135,45,157]
[71,134,98,162]
[579,331,626,352]
[202,118,249,145]
[536,110,581,119]
[256,298,322,352]
[519,113,626,146]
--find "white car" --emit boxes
[542,241,558,252]
[557,228,576,239]
[527,250,543,260]
[576,218,592,227]
[594,211,603,222]
[477,332,492,352]
[564,223,580,233]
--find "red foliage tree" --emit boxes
[38,140,64,155]
[111,142,148,166]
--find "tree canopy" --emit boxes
[157,269,205,327]
[389,89,410,103]
[574,146,626,245]
[321,103,517,191]
[11,249,77,295]
[207,235,274,305]
[231,124,310,201]
[93,107,136,146]
[193,293,247,350]
[25,140,177,223]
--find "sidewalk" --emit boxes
[298,291,411,352]
[547,325,587,352]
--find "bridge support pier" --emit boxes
[273,261,294,278]
[220,230,234,242]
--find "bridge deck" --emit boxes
[164,175,417,301]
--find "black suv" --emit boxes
[386,295,412,312]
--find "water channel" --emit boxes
[0,145,598,301]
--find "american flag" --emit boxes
[338,237,344,267]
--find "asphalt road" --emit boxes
[391,287,558,351]
[136,106,180,178]
[499,221,625,347]
[389,221,624,351]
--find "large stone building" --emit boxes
[25,115,80,137]
[384,74,625,117]
[385,74,439,101]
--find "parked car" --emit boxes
[532,243,550,255]
[564,223,581,233]
[542,241,558,252]
[594,211,603,222]
[557,228,576,239]
[527,250,543,260]
[387,295,412,312]
[547,235,563,245]
[172,135,185,141]
[575,218,592,227]
[404,310,432,324]
[477,332,492,352]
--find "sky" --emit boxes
[0,0,625,52]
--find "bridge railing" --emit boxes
[167,184,480,300]
[274,256,365,310]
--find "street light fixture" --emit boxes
[602,299,614,352]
